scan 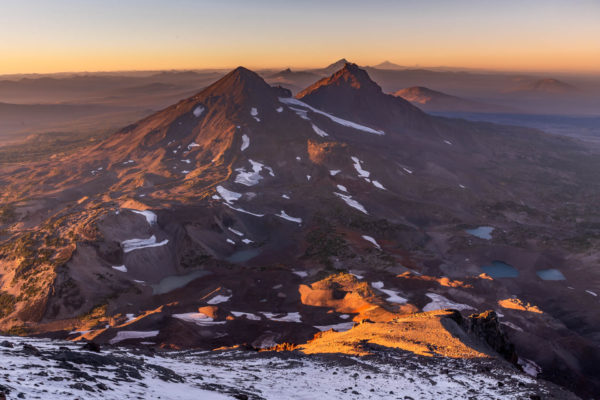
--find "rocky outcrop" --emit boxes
[462,310,518,365]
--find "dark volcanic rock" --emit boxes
[463,310,518,365]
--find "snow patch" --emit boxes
[334,192,368,214]
[372,180,386,190]
[312,124,329,137]
[228,227,244,236]
[361,235,381,250]
[315,322,355,332]
[241,134,250,151]
[279,97,385,135]
[288,106,310,120]
[216,186,242,204]
[207,294,232,305]
[501,321,524,332]
[173,313,226,326]
[231,311,261,321]
[193,106,205,117]
[518,358,542,377]
[276,210,302,224]
[422,293,474,312]
[110,330,159,344]
[122,236,169,253]
[235,159,274,186]
[261,312,302,323]
[329,169,341,176]
[351,156,370,178]
[371,282,407,304]
[224,203,265,217]
[112,265,127,273]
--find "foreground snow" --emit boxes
[0,335,574,399]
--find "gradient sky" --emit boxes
[1,0,599,74]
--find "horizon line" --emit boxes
[1,62,599,78]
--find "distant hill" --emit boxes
[372,61,405,70]
[508,78,577,94]
[395,86,511,113]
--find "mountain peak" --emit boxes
[296,64,428,132]
[221,66,269,87]
[297,63,382,99]
[198,65,282,105]
[373,60,404,70]
[321,58,351,72]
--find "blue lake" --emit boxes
[466,226,494,240]
[536,269,566,281]
[152,270,211,295]
[226,248,262,263]
[481,261,519,278]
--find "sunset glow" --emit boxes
[1,0,599,74]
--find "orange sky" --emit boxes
[1,0,599,74]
